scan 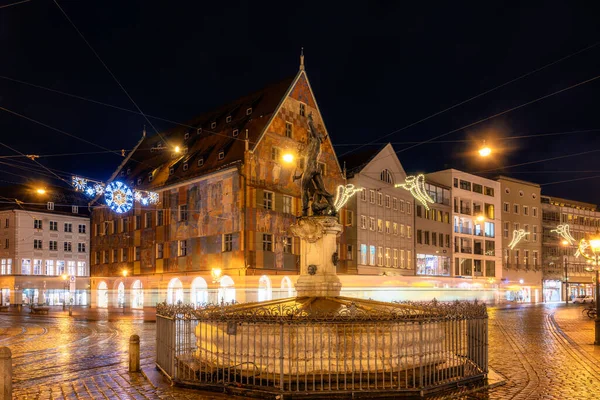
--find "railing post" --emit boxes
[129,334,140,372]
[0,347,11,400]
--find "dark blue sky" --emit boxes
[1,1,600,204]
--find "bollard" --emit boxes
[0,347,12,400]
[68,305,72,317]
[129,334,140,372]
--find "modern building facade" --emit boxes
[414,180,452,277]
[497,176,542,303]
[90,63,345,308]
[426,169,502,284]
[541,195,599,302]
[0,188,90,307]
[339,144,414,275]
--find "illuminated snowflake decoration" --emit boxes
[149,192,159,204]
[395,174,434,210]
[134,191,143,202]
[72,176,88,191]
[84,186,96,197]
[104,181,134,214]
[333,184,362,211]
[94,184,105,196]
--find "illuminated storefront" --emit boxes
[416,254,450,276]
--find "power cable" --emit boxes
[0,149,131,159]
[540,175,600,186]
[338,40,600,158]
[0,142,68,184]
[475,148,600,174]
[0,0,30,9]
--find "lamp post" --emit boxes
[122,269,128,314]
[588,232,600,345]
[562,240,569,305]
[61,274,68,311]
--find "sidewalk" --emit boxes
[0,304,158,322]
[551,303,600,361]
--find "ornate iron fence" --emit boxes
[156,299,488,398]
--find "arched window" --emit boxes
[191,277,208,307]
[380,169,393,184]
[258,275,272,302]
[117,282,125,308]
[97,281,108,308]
[167,278,184,305]
[218,275,236,304]
[131,280,143,309]
[281,276,293,298]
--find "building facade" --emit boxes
[90,66,345,308]
[0,190,90,307]
[426,170,502,284]
[497,176,542,303]
[340,144,415,275]
[541,196,599,302]
[414,180,452,277]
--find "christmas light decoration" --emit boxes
[94,184,104,196]
[395,174,433,210]
[508,229,529,250]
[104,181,134,214]
[551,224,576,245]
[72,176,88,191]
[333,184,362,211]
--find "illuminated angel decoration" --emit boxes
[551,224,576,245]
[508,229,529,249]
[333,184,362,211]
[395,174,434,210]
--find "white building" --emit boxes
[340,144,415,275]
[0,190,90,307]
[426,169,502,283]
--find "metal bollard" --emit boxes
[0,347,12,400]
[129,334,140,372]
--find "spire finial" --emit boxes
[299,47,305,71]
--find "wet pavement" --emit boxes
[1,303,600,399]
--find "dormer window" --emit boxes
[148,172,153,182]
[218,151,225,160]
[184,132,190,140]
[197,158,204,167]
[226,116,232,123]
[169,167,174,175]
[47,202,54,210]
[299,103,306,117]
[137,178,142,185]
[183,163,189,171]
[232,129,239,137]
[197,128,202,135]
[246,107,252,115]
[126,168,131,175]
[211,122,217,129]
[120,170,125,177]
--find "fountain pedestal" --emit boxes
[289,216,342,297]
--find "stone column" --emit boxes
[289,216,342,297]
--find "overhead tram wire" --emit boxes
[475,148,600,174]
[337,40,600,159]
[0,149,132,159]
[0,74,254,144]
[0,142,69,184]
[540,175,600,186]
[0,0,31,9]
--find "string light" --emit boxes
[71,175,159,212]
[395,174,434,210]
[333,184,362,211]
[551,224,576,245]
[71,176,88,191]
[508,229,529,249]
[104,181,134,214]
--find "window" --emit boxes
[424,231,430,245]
[45,260,54,275]
[446,234,450,247]
[407,202,412,214]
[369,245,376,265]
[346,210,354,226]
[64,223,72,233]
[385,221,390,234]
[113,249,118,262]
[218,151,225,160]
[453,178,458,188]
[473,183,483,194]
[135,246,142,260]
[369,217,375,231]
[283,236,293,253]
[49,241,57,251]
[393,249,398,267]
[223,234,233,252]
[34,239,42,250]
[263,191,274,210]
[121,248,128,262]
[47,202,54,210]
[34,219,42,229]
[432,233,437,246]
[377,219,383,232]
[211,121,217,129]
[33,259,42,275]
[392,197,397,210]
[262,234,273,251]
[377,247,383,266]
[532,207,538,218]
[360,215,367,229]
[77,261,86,276]
[503,202,509,213]
[225,116,232,124]
[439,233,444,247]
[198,158,204,167]
[417,230,422,244]
[385,248,391,267]
[416,205,422,218]
[484,187,494,196]
[377,192,383,206]
[285,122,293,138]
[533,251,539,266]
[4,239,7,249]
[459,180,471,191]
[299,103,306,116]
[524,224,529,240]
[407,225,412,238]
[183,163,189,171]
[369,190,375,204]
[246,107,253,115]
[380,169,393,184]
[145,212,152,228]
[3,218,7,228]
[64,242,72,252]
[393,222,398,235]
[77,243,85,253]
[72,206,79,214]
[407,251,412,269]
[360,188,366,201]
[385,195,390,208]
[484,222,495,238]
[400,200,406,212]
[156,243,164,259]
[400,224,405,237]
[271,147,281,161]
[78,224,86,234]
[513,204,519,214]
[360,244,367,264]
[283,195,292,214]
[523,206,529,216]
[179,205,188,221]
[504,222,509,238]
[533,225,538,242]
[135,216,141,230]
[232,129,239,137]
[122,218,129,232]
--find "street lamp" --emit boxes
[561,240,570,305]
[122,269,128,313]
[61,274,68,311]
[478,141,492,157]
[579,229,600,345]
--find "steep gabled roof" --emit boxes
[124,76,296,189]
[338,145,386,178]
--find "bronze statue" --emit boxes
[295,113,335,216]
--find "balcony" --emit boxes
[460,247,472,254]
[460,227,472,235]
[460,207,471,215]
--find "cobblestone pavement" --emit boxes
[1,304,600,399]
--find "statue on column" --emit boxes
[295,113,335,216]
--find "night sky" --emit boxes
[1,1,600,204]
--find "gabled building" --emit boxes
[339,144,415,275]
[90,61,345,307]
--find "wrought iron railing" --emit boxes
[156,300,488,398]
